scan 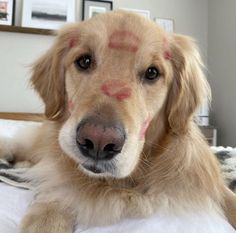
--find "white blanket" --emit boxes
[0,119,235,233]
[0,183,235,233]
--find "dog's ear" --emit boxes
[166,34,211,134]
[31,25,78,120]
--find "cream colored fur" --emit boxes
[0,11,236,232]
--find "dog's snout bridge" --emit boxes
[101,79,132,101]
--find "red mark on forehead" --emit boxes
[140,118,151,140]
[101,80,132,101]
[108,30,140,53]
[163,37,171,60]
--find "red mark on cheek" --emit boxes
[101,80,132,101]
[140,118,151,140]
[68,99,74,112]
[108,30,140,53]
[163,37,171,60]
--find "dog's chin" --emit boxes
[79,163,116,178]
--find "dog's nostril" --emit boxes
[77,139,94,156]
[103,143,121,159]
[104,143,116,152]
[83,139,94,150]
[103,143,122,153]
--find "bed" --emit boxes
[0,112,235,233]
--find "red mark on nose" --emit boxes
[108,30,140,53]
[101,80,132,101]
[163,37,171,60]
[140,118,151,140]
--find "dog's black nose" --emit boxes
[76,116,125,160]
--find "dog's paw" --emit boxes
[0,158,13,169]
[0,137,14,166]
[19,215,73,233]
[19,203,73,233]
[19,221,73,233]
[0,137,33,169]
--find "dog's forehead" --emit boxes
[74,12,168,59]
[108,30,141,53]
[104,17,157,52]
[108,23,167,58]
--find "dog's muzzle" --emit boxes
[76,112,126,174]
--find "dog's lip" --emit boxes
[82,164,103,174]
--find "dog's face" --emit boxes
[31,11,209,178]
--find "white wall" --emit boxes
[208,0,236,146]
[0,0,208,113]
[0,32,54,112]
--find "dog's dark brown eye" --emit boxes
[75,54,92,70]
[145,67,160,81]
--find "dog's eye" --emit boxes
[75,54,92,70]
[145,67,160,81]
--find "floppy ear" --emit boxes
[31,25,78,120]
[165,34,211,134]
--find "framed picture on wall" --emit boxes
[155,18,174,32]
[0,0,15,25]
[82,0,113,20]
[22,0,76,30]
[120,8,150,19]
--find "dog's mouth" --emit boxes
[82,164,103,174]
[79,159,117,177]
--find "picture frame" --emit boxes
[0,0,15,25]
[155,18,174,32]
[120,8,150,19]
[21,0,76,30]
[82,0,113,20]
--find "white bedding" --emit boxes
[0,119,235,233]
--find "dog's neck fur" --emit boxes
[126,117,224,213]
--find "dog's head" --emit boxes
[31,11,210,178]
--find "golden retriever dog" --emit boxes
[1,10,236,232]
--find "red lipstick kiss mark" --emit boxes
[68,32,78,48]
[68,99,74,112]
[163,37,171,60]
[101,80,132,101]
[108,30,140,53]
[69,37,76,48]
[140,118,151,140]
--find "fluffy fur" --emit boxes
[1,11,236,232]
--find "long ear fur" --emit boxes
[31,25,78,120]
[166,34,211,134]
